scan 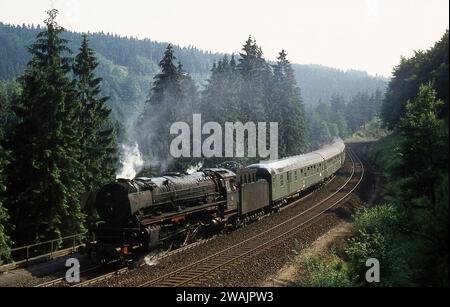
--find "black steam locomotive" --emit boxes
[89,168,243,263]
[87,139,345,264]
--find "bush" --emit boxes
[297,254,354,287]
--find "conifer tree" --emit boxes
[6,10,85,245]
[271,50,307,156]
[199,55,242,165]
[137,44,183,171]
[73,34,117,193]
[237,36,270,122]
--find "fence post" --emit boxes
[26,246,29,264]
[73,235,76,252]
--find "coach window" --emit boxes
[294,170,298,181]
[280,174,284,186]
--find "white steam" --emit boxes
[186,162,203,174]
[116,142,144,179]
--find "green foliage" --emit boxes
[236,36,271,123]
[345,117,389,142]
[0,23,388,134]
[299,83,448,287]
[136,44,197,172]
[137,38,309,171]
[297,254,354,287]
[200,39,308,165]
[73,34,117,228]
[382,30,449,129]
[344,205,403,286]
[307,90,384,149]
[396,83,448,206]
[346,84,449,286]
[5,10,86,245]
[270,49,307,156]
[73,34,117,190]
[0,80,21,134]
[0,144,12,262]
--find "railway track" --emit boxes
[35,265,102,287]
[37,148,363,287]
[137,148,364,287]
[35,236,216,287]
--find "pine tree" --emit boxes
[73,34,117,193]
[271,50,307,156]
[6,10,85,245]
[237,36,270,122]
[199,55,242,165]
[137,44,183,171]
[176,61,199,118]
[201,55,241,123]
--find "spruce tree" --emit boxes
[271,50,307,156]
[6,10,85,245]
[200,55,242,165]
[73,34,117,193]
[237,36,270,122]
[137,44,183,171]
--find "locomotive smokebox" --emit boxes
[95,179,135,226]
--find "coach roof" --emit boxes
[248,138,345,175]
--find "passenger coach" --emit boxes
[248,138,345,205]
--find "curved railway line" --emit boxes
[138,148,364,287]
[35,148,364,287]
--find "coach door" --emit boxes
[287,172,291,194]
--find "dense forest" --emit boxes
[0,22,387,131]
[135,38,308,174]
[298,30,449,287]
[306,89,384,148]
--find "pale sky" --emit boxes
[0,0,448,77]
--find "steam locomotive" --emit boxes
[86,139,345,264]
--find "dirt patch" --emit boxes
[262,222,354,287]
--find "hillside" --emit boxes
[0,23,388,124]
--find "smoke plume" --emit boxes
[116,142,144,179]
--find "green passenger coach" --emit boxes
[248,138,345,205]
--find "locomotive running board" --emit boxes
[140,200,227,226]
